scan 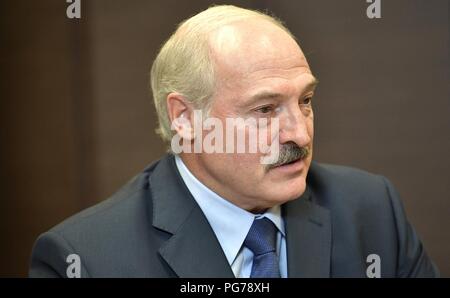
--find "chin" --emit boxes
[285,180,307,201]
[263,177,307,205]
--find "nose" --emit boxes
[278,104,312,147]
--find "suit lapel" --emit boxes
[158,206,235,277]
[283,186,332,277]
[149,154,234,278]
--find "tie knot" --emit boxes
[244,217,278,256]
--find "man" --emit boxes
[29,5,439,278]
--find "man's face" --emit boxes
[187,20,316,213]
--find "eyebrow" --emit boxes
[246,76,319,106]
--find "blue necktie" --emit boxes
[244,217,281,278]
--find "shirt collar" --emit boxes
[174,155,285,265]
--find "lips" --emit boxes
[272,153,304,168]
[276,156,302,168]
[269,156,305,175]
[270,154,297,168]
[264,143,310,172]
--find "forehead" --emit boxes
[209,19,311,88]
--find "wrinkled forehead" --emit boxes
[208,19,310,79]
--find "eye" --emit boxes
[255,105,274,114]
[300,97,312,106]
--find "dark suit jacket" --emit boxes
[29,154,439,277]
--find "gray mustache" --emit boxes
[267,143,309,169]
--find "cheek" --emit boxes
[211,154,265,192]
[228,152,266,183]
[232,152,263,170]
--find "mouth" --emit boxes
[269,156,305,174]
[270,153,303,168]
[264,143,310,173]
[281,156,302,166]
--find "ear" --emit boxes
[166,92,195,140]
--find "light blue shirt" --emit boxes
[175,155,288,278]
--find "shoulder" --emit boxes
[51,160,159,237]
[308,161,387,190]
[308,161,391,196]
[307,161,396,218]
[29,158,163,277]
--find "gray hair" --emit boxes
[150,5,295,142]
